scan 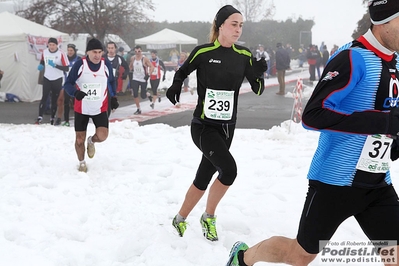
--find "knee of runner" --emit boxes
[75,137,85,147]
[193,181,208,191]
[94,131,109,143]
[219,172,237,186]
[218,164,237,186]
[193,172,214,190]
[96,135,108,142]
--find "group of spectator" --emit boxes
[252,41,341,94]
[305,43,330,83]
[253,43,291,95]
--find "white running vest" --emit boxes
[42,48,68,80]
[75,58,109,115]
[150,58,161,80]
[132,57,146,82]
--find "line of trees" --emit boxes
[15,0,370,58]
[16,0,155,42]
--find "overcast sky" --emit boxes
[148,0,368,51]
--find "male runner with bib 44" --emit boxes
[64,38,119,172]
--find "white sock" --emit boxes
[202,212,215,220]
[176,213,186,222]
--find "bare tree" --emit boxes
[17,0,155,41]
[352,0,370,40]
[218,0,275,22]
[0,0,30,13]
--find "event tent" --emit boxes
[0,11,69,102]
[69,33,130,57]
[135,28,198,51]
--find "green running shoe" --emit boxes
[62,121,70,127]
[172,215,187,237]
[200,216,218,241]
[226,241,249,266]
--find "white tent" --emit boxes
[135,28,198,51]
[69,33,131,57]
[0,11,69,102]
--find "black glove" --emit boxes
[391,139,399,161]
[74,90,87,101]
[253,57,268,78]
[388,108,399,137]
[111,97,119,110]
[166,81,182,105]
[144,74,150,81]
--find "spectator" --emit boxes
[266,47,275,76]
[315,45,322,80]
[0,69,3,88]
[285,43,295,59]
[176,52,191,95]
[275,42,290,95]
[307,44,319,83]
[117,46,124,57]
[322,44,330,68]
[256,45,270,79]
[330,44,339,56]
[60,43,81,127]
[169,48,179,64]
[297,45,306,68]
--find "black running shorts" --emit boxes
[74,111,109,132]
[297,180,399,254]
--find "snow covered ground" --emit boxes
[1,119,396,265]
[0,61,393,265]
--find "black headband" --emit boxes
[215,5,241,28]
[369,0,399,25]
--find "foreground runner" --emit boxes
[167,5,267,241]
[227,1,399,265]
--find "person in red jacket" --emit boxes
[306,44,320,83]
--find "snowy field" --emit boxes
[0,118,396,265]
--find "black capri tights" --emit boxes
[190,122,237,190]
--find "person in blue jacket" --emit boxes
[227,1,399,265]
